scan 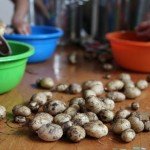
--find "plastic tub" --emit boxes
[0,41,34,94]
[106,31,150,73]
[4,26,63,63]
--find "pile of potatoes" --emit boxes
[1,73,150,143]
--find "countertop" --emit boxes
[0,45,150,150]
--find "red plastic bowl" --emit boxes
[106,31,150,73]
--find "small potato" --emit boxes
[37,123,63,141]
[84,122,108,138]
[68,83,82,94]
[56,84,69,92]
[44,100,67,116]
[69,97,85,107]
[91,84,104,96]
[144,121,150,132]
[86,112,98,122]
[112,119,131,134]
[85,96,103,114]
[136,80,148,90]
[115,109,131,119]
[119,73,131,82]
[30,92,48,106]
[14,116,26,124]
[102,98,115,110]
[72,113,89,126]
[128,116,144,133]
[82,80,103,90]
[65,105,79,118]
[124,80,135,89]
[121,129,136,142]
[83,90,96,98]
[98,110,114,122]
[124,87,141,99]
[102,63,114,71]
[107,80,124,91]
[107,91,126,102]
[131,102,140,110]
[68,52,77,64]
[61,121,73,132]
[0,105,6,119]
[37,77,54,89]
[30,112,53,131]
[12,105,31,117]
[54,113,71,125]
[67,125,86,142]
[42,92,53,100]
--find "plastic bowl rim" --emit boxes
[0,40,34,62]
[4,25,64,40]
[106,31,150,47]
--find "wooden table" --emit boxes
[0,45,150,150]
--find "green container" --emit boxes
[0,41,34,94]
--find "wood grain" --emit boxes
[0,45,150,150]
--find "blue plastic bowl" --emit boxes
[4,26,63,63]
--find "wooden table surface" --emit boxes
[0,45,150,150]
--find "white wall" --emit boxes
[0,0,14,25]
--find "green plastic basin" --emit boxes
[0,41,34,94]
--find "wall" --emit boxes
[0,0,14,25]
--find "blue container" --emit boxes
[4,26,63,63]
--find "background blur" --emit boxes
[0,0,150,43]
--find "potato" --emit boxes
[128,116,144,133]
[86,112,98,122]
[72,113,89,126]
[30,112,53,131]
[98,110,114,123]
[0,105,6,119]
[84,122,108,138]
[124,87,141,99]
[107,91,126,102]
[44,100,67,116]
[112,119,131,134]
[107,80,124,91]
[67,126,86,142]
[37,123,63,141]
[121,129,136,142]
[12,105,31,117]
[54,113,71,125]
[85,96,103,114]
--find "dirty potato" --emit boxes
[37,123,63,141]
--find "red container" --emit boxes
[106,31,150,73]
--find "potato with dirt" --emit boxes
[124,87,141,99]
[98,109,114,123]
[0,105,6,120]
[128,116,144,133]
[72,113,89,126]
[30,112,53,131]
[37,123,63,141]
[121,129,136,142]
[44,100,67,116]
[84,122,108,138]
[12,105,31,117]
[107,80,124,91]
[112,119,131,134]
[67,125,86,142]
[68,83,82,94]
[107,91,126,102]
[37,77,54,89]
[54,113,71,125]
[85,96,104,114]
